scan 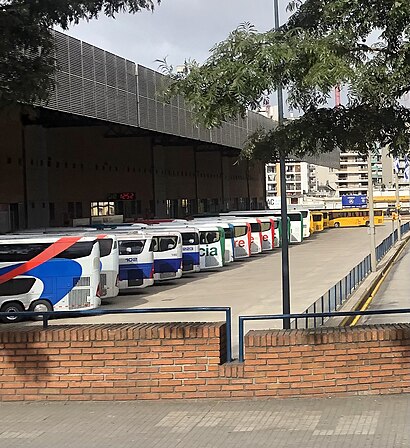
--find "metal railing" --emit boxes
[239,307,410,362]
[0,306,232,363]
[293,223,410,330]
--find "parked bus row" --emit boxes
[0,208,384,322]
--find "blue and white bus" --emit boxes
[116,233,155,291]
[0,235,101,322]
[143,229,183,281]
[150,224,200,274]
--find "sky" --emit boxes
[64,0,292,71]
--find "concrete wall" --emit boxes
[1,323,410,401]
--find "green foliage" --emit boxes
[166,0,410,159]
[0,0,160,106]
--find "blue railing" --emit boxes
[293,223,410,330]
[239,307,410,362]
[0,306,232,363]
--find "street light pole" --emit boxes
[367,151,376,272]
[274,0,291,329]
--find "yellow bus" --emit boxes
[327,209,384,228]
[310,212,324,233]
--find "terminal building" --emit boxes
[1,31,277,232]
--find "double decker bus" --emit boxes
[0,235,101,322]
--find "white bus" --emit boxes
[288,208,311,239]
[258,217,275,251]
[150,224,200,274]
[222,215,262,254]
[0,235,101,322]
[194,224,225,270]
[16,229,120,299]
[116,233,155,291]
[268,211,303,243]
[143,229,183,281]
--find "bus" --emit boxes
[327,209,385,228]
[265,211,303,243]
[0,235,101,322]
[17,229,120,300]
[116,233,155,291]
[222,215,262,254]
[310,212,324,233]
[144,230,183,281]
[150,224,200,274]
[194,224,225,270]
[257,217,275,251]
[288,208,311,239]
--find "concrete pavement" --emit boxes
[360,240,410,325]
[1,394,410,447]
[18,225,393,356]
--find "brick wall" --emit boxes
[1,323,410,401]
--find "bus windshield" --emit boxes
[289,214,301,221]
[98,239,113,257]
[0,241,96,261]
[261,222,271,232]
[200,231,220,244]
[313,215,322,222]
[181,233,199,245]
[250,223,261,232]
[234,226,247,237]
[119,240,145,255]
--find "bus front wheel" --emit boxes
[29,300,53,320]
[334,222,340,228]
[0,302,24,323]
[365,221,370,227]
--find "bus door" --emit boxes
[149,231,183,281]
[96,234,119,299]
[198,227,224,270]
[117,234,155,291]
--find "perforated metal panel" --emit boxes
[43,30,138,127]
[37,31,341,168]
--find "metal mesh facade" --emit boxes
[40,31,339,168]
[43,31,138,127]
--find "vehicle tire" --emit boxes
[0,302,24,323]
[365,221,370,227]
[29,300,53,320]
[334,222,340,228]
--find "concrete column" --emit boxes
[23,125,50,228]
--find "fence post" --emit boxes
[321,296,325,325]
[225,309,232,363]
[238,317,244,363]
[339,281,343,306]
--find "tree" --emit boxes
[165,1,410,159]
[0,0,160,106]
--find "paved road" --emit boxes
[19,225,392,355]
[360,240,410,325]
[1,394,410,447]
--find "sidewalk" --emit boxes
[1,394,409,447]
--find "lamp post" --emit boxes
[367,151,376,272]
[274,0,291,329]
